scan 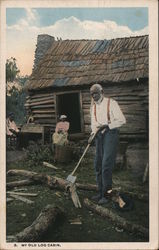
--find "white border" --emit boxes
[0,0,158,249]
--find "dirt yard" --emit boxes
[6,147,149,243]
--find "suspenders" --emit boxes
[94,98,111,124]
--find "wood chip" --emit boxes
[69,218,82,225]
[43,161,58,170]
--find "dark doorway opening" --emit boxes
[56,93,82,134]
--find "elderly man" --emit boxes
[89,84,126,205]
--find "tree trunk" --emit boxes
[84,198,148,238]
[7,169,69,190]
[7,169,81,208]
[7,205,63,242]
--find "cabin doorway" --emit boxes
[56,92,82,134]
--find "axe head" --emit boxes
[66,175,77,184]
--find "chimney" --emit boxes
[33,34,55,70]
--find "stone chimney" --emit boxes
[33,34,55,70]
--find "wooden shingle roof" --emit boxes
[26,35,148,90]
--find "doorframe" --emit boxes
[54,90,84,133]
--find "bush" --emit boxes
[25,141,54,167]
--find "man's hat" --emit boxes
[59,115,67,120]
[8,112,14,117]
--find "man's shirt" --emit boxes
[90,97,126,133]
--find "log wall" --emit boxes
[25,92,56,130]
[25,79,148,140]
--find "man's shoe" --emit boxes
[91,194,101,202]
[98,197,108,205]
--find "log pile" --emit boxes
[7,169,149,239]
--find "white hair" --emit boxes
[90,84,103,92]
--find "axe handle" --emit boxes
[71,132,97,176]
[71,144,90,176]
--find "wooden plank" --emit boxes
[29,92,54,100]
[7,191,38,197]
[21,124,43,133]
[27,99,54,107]
[31,104,55,109]
[34,119,56,124]
[29,96,54,104]
[9,194,34,204]
[32,110,55,114]
[33,114,54,118]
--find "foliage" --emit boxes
[25,141,54,167]
[6,84,27,125]
[6,57,20,82]
[6,57,29,125]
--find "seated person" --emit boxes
[6,112,20,147]
[52,115,69,146]
[6,112,19,136]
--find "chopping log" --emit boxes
[7,169,81,208]
[84,198,148,238]
[7,170,148,203]
[7,205,63,242]
[76,183,98,191]
[7,169,69,189]
[7,179,34,189]
[76,183,148,202]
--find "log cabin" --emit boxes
[23,34,149,172]
[24,34,148,143]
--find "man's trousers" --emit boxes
[94,128,119,197]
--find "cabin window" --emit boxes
[56,92,82,134]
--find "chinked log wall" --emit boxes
[25,80,148,139]
[25,92,56,130]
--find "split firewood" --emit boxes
[69,184,81,208]
[7,191,38,197]
[9,194,34,204]
[7,179,34,189]
[7,205,63,242]
[84,198,148,238]
[43,161,58,170]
